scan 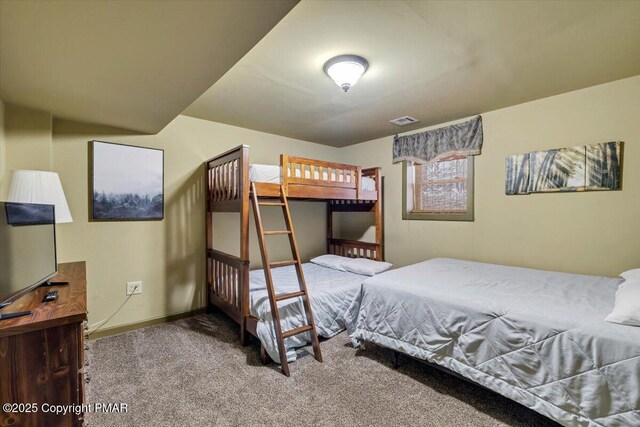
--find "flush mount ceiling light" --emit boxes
[323,54,369,92]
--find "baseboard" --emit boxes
[88,307,207,340]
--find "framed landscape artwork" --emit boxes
[90,141,164,221]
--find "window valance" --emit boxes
[392,115,483,164]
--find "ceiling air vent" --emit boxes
[390,116,419,126]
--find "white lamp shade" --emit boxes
[7,170,73,223]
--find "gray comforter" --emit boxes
[250,263,368,362]
[345,258,640,426]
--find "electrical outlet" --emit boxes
[126,281,143,295]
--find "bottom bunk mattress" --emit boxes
[345,258,640,427]
[250,262,368,362]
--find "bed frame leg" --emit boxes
[206,302,215,314]
[393,351,400,369]
[240,322,249,347]
[260,345,272,365]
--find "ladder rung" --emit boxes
[275,290,306,301]
[264,230,291,236]
[270,260,297,268]
[259,202,285,206]
[282,324,313,339]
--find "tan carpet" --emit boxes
[86,313,559,427]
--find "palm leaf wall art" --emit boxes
[505,153,530,195]
[505,141,622,195]
[585,141,622,190]
[529,146,586,193]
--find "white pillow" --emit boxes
[605,279,640,327]
[309,254,350,271]
[620,268,640,281]
[344,258,392,276]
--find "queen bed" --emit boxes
[345,258,640,426]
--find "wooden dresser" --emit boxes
[0,262,88,427]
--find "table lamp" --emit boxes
[7,170,73,223]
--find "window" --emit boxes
[402,156,474,221]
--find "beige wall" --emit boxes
[0,99,5,185]
[2,75,638,333]
[339,76,640,277]
[0,104,52,198]
[50,115,338,332]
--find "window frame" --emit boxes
[402,156,475,222]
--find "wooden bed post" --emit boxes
[355,166,362,200]
[327,202,333,254]
[205,162,213,313]
[239,146,250,345]
[375,169,383,261]
[280,154,289,196]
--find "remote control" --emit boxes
[43,291,58,302]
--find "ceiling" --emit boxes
[183,0,640,147]
[0,0,298,134]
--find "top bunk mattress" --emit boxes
[346,258,640,426]
[249,163,376,192]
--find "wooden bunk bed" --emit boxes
[204,144,383,373]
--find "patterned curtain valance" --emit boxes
[392,115,483,164]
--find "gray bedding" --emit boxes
[345,258,640,426]
[250,263,368,362]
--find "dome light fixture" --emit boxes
[323,54,369,92]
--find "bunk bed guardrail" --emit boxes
[206,249,250,321]
[206,144,249,208]
[327,238,381,261]
[282,154,360,194]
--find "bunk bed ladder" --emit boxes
[250,183,323,376]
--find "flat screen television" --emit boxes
[0,201,57,308]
